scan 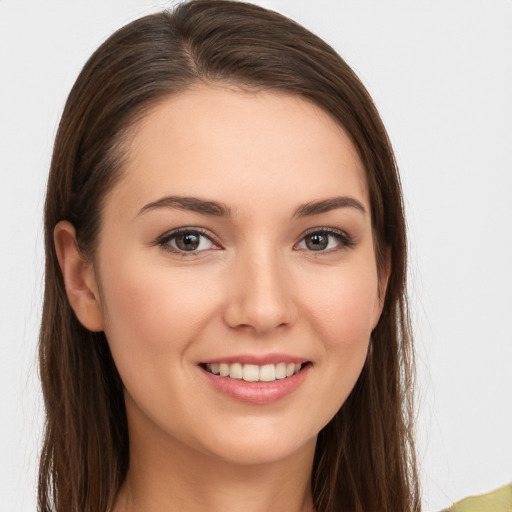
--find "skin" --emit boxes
[55,85,389,512]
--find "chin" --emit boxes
[190,420,319,467]
[209,439,315,467]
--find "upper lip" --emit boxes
[200,354,310,366]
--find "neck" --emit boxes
[114,408,316,512]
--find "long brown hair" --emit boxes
[39,1,420,511]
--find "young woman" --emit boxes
[38,1,420,511]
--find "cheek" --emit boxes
[297,260,378,418]
[317,277,374,367]
[303,261,379,347]
[97,253,217,365]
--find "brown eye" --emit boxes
[304,233,329,251]
[159,229,216,253]
[175,232,201,251]
[297,229,352,253]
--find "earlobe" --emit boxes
[54,221,104,332]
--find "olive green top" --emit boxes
[441,483,512,512]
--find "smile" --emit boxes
[200,359,311,404]
[205,362,302,382]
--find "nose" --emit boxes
[223,249,297,335]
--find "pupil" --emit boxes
[306,233,328,251]
[177,233,200,251]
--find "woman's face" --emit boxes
[94,86,386,466]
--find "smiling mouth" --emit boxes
[201,362,310,383]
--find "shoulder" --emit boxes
[441,483,512,512]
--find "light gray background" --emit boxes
[1,1,511,511]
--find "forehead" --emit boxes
[113,85,369,217]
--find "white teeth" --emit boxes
[205,362,305,382]
[275,362,287,379]
[230,363,243,379]
[242,364,259,382]
[259,364,276,382]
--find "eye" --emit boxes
[158,228,217,254]
[296,229,353,252]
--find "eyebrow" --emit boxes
[138,196,232,217]
[293,196,366,218]
[137,195,366,219]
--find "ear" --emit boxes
[372,247,391,330]
[54,221,104,332]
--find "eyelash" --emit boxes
[157,227,219,256]
[298,227,355,253]
[156,227,354,256]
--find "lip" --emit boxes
[199,361,311,405]
[201,353,308,366]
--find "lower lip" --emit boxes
[200,365,310,405]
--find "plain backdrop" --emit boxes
[1,1,511,511]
